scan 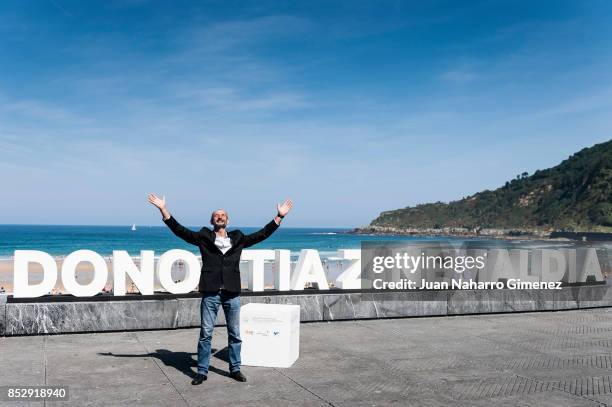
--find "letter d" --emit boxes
[13,250,58,298]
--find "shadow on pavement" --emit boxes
[98,347,232,379]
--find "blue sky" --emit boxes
[0,0,611,227]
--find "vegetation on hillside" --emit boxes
[370,140,612,232]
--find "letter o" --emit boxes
[61,250,108,297]
[157,249,200,294]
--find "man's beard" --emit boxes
[214,220,227,229]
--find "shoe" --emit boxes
[230,371,247,382]
[191,373,207,385]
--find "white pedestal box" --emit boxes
[240,303,300,368]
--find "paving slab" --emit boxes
[1,308,612,406]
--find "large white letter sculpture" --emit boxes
[274,249,291,291]
[13,250,58,298]
[156,249,200,294]
[113,250,155,296]
[290,249,329,290]
[334,249,361,289]
[532,249,567,282]
[487,249,519,282]
[10,247,606,298]
[576,248,603,282]
[61,250,108,297]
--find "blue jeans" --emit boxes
[197,290,241,375]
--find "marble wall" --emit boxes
[0,304,5,337]
[1,286,611,336]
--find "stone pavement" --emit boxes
[1,308,612,406]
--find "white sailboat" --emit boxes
[131,223,137,231]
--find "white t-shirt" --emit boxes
[215,235,232,254]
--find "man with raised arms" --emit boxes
[148,193,293,385]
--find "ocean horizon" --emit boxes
[0,224,462,259]
[1,223,597,260]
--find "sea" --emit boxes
[0,224,461,259]
[0,224,599,259]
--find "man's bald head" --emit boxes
[210,209,229,228]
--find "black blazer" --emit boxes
[163,216,279,293]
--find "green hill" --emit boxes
[369,139,612,233]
